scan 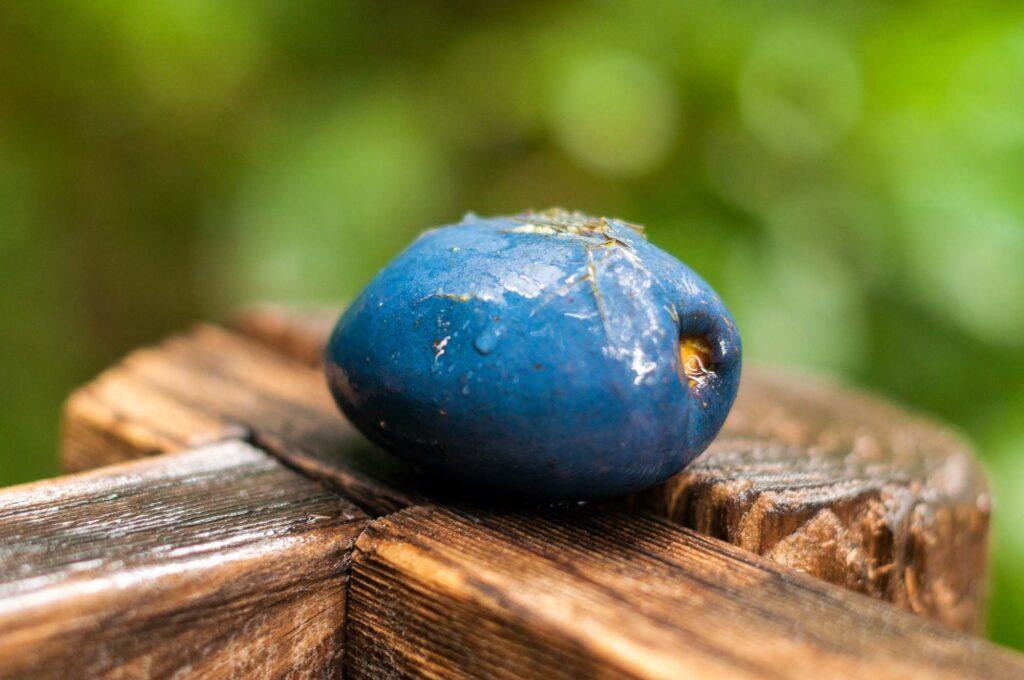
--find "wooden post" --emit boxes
[58,307,991,633]
[1,446,1019,678]
[0,304,1011,677]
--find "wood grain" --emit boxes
[61,307,990,630]
[0,440,368,679]
[62,324,419,514]
[230,305,992,634]
[647,367,990,633]
[348,504,1022,680]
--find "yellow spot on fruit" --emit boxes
[680,337,714,389]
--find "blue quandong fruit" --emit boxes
[325,209,742,500]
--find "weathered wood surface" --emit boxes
[33,305,1024,677]
[62,324,418,515]
[655,368,990,634]
[5,448,1020,680]
[348,504,1022,680]
[61,306,989,632]
[0,440,368,679]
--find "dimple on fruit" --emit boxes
[325,209,742,500]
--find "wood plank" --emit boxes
[62,325,419,514]
[347,504,1023,680]
[231,305,992,634]
[0,440,368,679]
[62,309,990,631]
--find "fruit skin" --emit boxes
[325,210,742,500]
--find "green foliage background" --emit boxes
[1,1,1022,646]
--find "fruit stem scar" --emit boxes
[680,337,714,388]
[512,208,646,244]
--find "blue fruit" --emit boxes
[325,210,742,500]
